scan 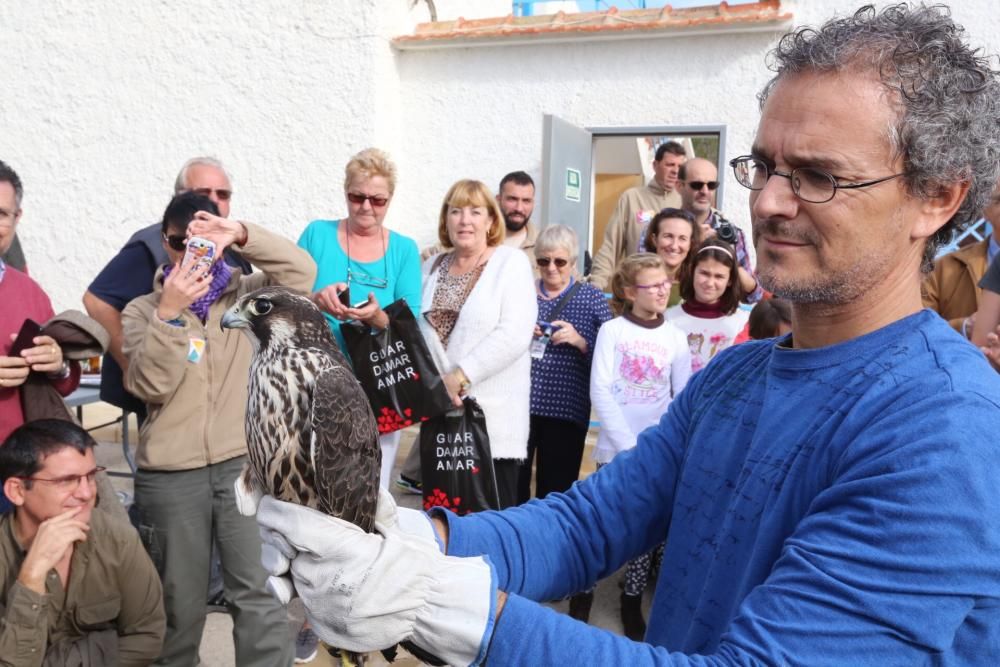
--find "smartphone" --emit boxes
[338,288,351,308]
[352,296,373,309]
[537,320,562,332]
[181,237,217,273]
[9,319,42,356]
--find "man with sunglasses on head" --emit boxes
[679,157,762,303]
[83,157,250,426]
[0,419,165,665]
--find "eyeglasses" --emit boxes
[536,257,569,268]
[347,192,390,208]
[729,155,906,204]
[191,187,232,201]
[687,181,719,192]
[163,233,187,252]
[346,268,388,290]
[635,280,671,293]
[163,233,188,252]
[17,466,106,492]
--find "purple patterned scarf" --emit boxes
[163,259,233,323]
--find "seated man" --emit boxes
[0,419,165,666]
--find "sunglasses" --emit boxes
[192,187,232,201]
[347,192,390,208]
[163,233,187,252]
[687,181,719,192]
[536,257,569,268]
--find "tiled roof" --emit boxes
[394,1,792,49]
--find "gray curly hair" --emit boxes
[759,3,1000,270]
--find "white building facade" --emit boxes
[3,0,998,309]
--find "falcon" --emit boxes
[222,286,379,667]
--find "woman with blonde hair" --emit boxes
[418,179,536,507]
[297,147,422,489]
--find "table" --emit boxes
[65,380,136,476]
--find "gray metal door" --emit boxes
[540,114,593,271]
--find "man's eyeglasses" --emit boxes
[635,280,671,293]
[163,233,187,252]
[17,466,106,492]
[192,187,232,201]
[536,257,569,268]
[687,181,719,192]
[347,192,390,208]
[729,155,906,204]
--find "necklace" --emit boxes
[450,247,488,275]
[344,221,388,289]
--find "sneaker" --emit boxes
[295,626,319,663]
[620,592,646,641]
[568,591,594,623]
[395,474,422,495]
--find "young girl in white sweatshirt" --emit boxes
[589,252,692,640]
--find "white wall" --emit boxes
[4,0,1000,309]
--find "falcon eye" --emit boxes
[249,298,272,316]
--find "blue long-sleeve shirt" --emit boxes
[443,309,1000,665]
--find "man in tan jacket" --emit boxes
[588,141,685,291]
[122,192,316,667]
[922,184,1000,336]
[0,419,164,666]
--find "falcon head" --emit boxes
[221,286,334,353]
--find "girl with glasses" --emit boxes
[642,207,701,307]
[590,253,691,639]
[666,239,749,374]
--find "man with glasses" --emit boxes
[680,157,763,303]
[0,419,165,664]
[589,141,685,291]
[248,5,1000,664]
[83,157,250,425]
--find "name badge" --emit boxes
[187,338,206,364]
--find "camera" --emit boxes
[715,220,739,245]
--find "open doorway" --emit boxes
[540,116,727,273]
[589,126,727,264]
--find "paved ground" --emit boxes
[82,402,648,665]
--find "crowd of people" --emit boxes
[3,3,1000,666]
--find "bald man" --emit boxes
[679,157,762,303]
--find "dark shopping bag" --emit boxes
[342,300,453,434]
[419,397,500,514]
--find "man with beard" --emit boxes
[249,5,1000,664]
[497,171,538,264]
[589,141,685,291]
[679,157,763,303]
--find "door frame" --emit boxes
[586,123,730,211]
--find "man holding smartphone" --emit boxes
[121,191,315,667]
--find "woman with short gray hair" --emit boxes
[518,224,612,504]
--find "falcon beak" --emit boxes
[221,304,249,331]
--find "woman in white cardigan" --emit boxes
[418,179,537,508]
